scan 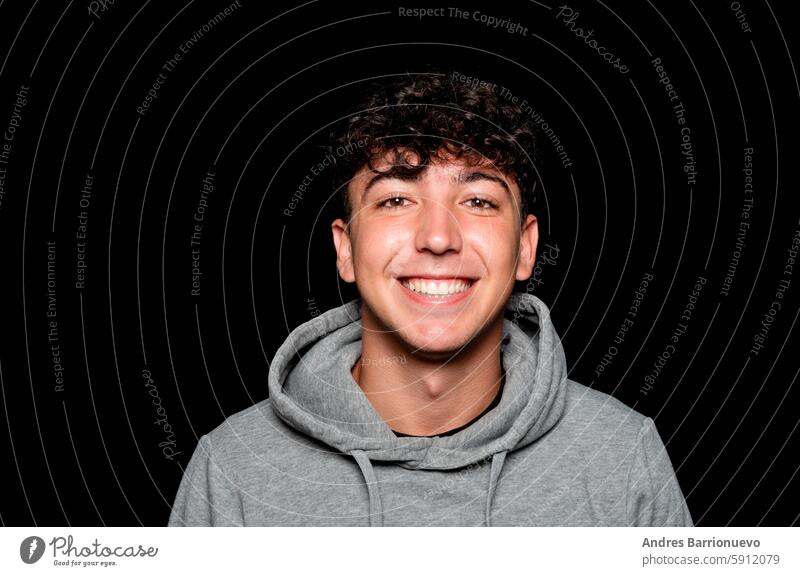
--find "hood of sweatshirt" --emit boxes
[267,291,569,526]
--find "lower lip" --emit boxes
[397,279,476,306]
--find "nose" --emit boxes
[414,198,462,254]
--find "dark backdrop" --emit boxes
[0,0,798,526]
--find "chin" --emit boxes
[405,339,468,357]
[399,323,480,355]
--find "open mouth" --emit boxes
[397,277,476,303]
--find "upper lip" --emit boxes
[397,275,477,281]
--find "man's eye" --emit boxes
[377,196,412,209]
[465,196,497,210]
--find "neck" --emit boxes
[352,304,505,436]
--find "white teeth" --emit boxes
[401,278,472,297]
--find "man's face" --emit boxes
[331,152,538,355]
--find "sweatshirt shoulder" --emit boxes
[203,397,298,459]
[559,379,649,441]
[552,380,692,526]
[207,397,273,436]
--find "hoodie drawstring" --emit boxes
[485,450,509,527]
[351,449,384,527]
[352,448,509,527]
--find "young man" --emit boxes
[168,71,693,527]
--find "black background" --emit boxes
[0,0,798,526]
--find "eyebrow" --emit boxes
[363,168,511,196]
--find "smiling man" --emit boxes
[333,151,537,438]
[168,70,693,527]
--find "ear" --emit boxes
[331,218,356,283]
[515,214,539,281]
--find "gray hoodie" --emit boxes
[168,292,693,526]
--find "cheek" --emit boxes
[354,221,410,269]
[466,225,519,272]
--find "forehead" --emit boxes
[352,149,517,188]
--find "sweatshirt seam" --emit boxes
[205,431,246,525]
[625,416,654,525]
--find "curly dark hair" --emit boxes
[327,70,542,224]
